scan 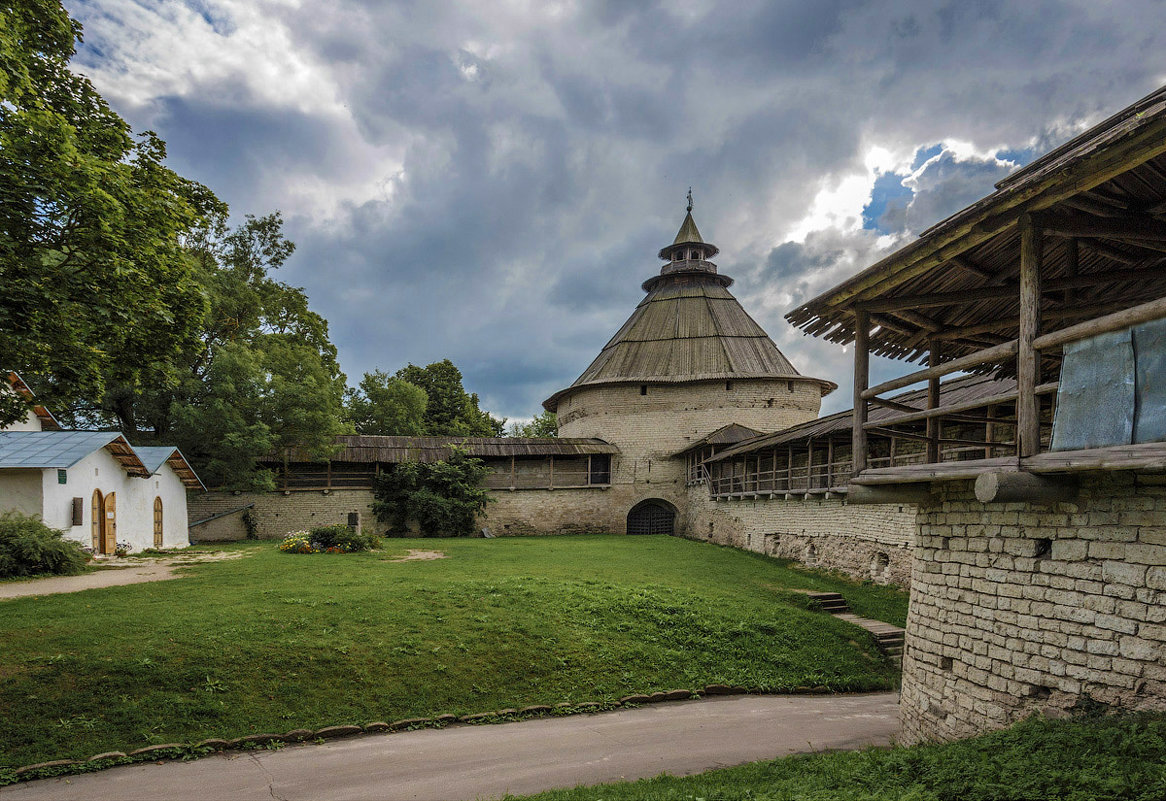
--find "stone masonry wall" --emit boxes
[900,472,1166,744]
[683,485,916,585]
[558,379,823,536]
[188,485,638,540]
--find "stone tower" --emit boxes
[543,204,834,535]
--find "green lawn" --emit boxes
[0,535,906,770]
[508,712,1166,801]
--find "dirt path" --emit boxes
[1,692,899,801]
[0,552,244,601]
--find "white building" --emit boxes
[0,375,202,552]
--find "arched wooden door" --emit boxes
[153,497,164,548]
[91,489,104,552]
[102,492,117,554]
[626,499,676,536]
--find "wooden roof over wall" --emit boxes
[706,374,1015,461]
[786,85,1166,367]
[277,436,619,465]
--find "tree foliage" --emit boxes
[509,409,558,438]
[372,447,492,537]
[345,370,428,436]
[0,0,223,426]
[393,360,505,437]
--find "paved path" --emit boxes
[0,565,180,600]
[1,693,898,801]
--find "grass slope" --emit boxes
[0,535,905,768]
[509,713,1166,801]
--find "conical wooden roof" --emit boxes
[545,214,835,411]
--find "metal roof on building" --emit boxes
[545,213,836,410]
[278,436,619,465]
[0,431,149,475]
[675,423,762,455]
[132,445,205,490]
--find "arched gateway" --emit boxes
[626,499,676,536]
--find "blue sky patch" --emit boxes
[862,172,913,233]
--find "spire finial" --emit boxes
[686,187,693,213]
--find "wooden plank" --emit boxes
[1033,293,1166,351]
[1035,210,1166,240]
[862,340,1019,399]
[867,427,998,448]
[1018,214,1042,458]
[853,308,869,475]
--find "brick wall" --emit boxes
[683,484,916,585]
[900,471,1166,744]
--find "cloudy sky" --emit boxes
[67,0,1166,420]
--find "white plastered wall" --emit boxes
[0,469,45,516]
[40,448,190,551]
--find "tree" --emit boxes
[395,360,505,436]
[0,0,223,426]
[371,447,492,537]
[509,409,558,438]
[345,370,428,435]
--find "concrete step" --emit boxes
[805,592,851,614]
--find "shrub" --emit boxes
[0,512,89,578]
[372,446,492,537]
[278,525,379,554]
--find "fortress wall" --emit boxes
[900,472,1166,744]
[682,485,915,585]
[188,485,636,539]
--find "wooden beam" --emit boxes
[861,265,1166,314]
[1036,210,1166,241]
[853,308,869,475]
[847,483,933,505]
[926,340,940,463]
[1018,214,1042,458]
[867,427,999,448]
[1034,293,1166,351]
[974,471,1078,504]
[862,339,1019,399]
[1083,239,1143,265]
[870,396,922,414]
[949,254,994,279]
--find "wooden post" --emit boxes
[853,307,870,475]
[510,455,516,489]
[806,438,814,492]
[926,338,941,463]
[889,436,897,467]
[587,454,593,487]
[549,456,554,490]
[1019,214,1043,457]
[984,406,995,459]
[826,438,834,489]
[786,445,793,492]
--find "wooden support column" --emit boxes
[806,439,815,493]
[510,455,516,489]
[926,338,941,463]
[985,406,995,459]
[548,456,554,490]
[587,454,592,487]
[853,307,870,475]
[786,445,793,493]
[826,438,835,488]
[1018,214,1043,457]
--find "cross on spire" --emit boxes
[686,187,693,213]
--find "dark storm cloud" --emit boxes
[64,0,1166,419]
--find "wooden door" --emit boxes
[91,490,103,552]
[102,492,117,554]
[153,497,164,548]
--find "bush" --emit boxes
[0,512,89,578]
[372,446,492,537]
[278,525,380,554]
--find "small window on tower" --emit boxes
[640,385,648,396]
[725,381,733,391]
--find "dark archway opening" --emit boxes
[627,499,676,536]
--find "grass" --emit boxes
[507,712,1166,800]
[0,535,906,770]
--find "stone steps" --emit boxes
[808,593,906,659]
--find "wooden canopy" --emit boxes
[786,85,1166,366]
[278,436,619,465]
